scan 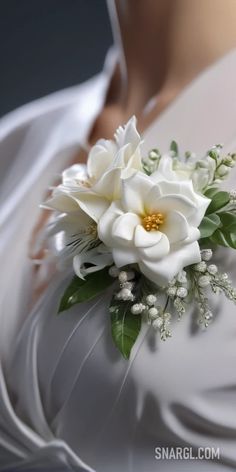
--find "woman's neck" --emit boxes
[108,0,236,118]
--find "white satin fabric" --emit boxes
[1,48,236,471]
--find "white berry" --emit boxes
[167,286,177,297]
[201,249,213,261]
[198,275,211,288]
[207,264,218,275]
[131,303,145,315]
[194,261,207,273]
[176,287,188,299]
[146,294,157,306]
[148,307,159,319]
[152,317,163,330]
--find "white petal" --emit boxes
[115,116,140,151]
[162,210,189,244]
[151,154,177,182]
[112,213,140,243]
[74,192,109,222]
[158,179,195,201]
[126,147,143,170]
[62,164,88,186]
[134,225,162,248]
[47,210,92,236]
[112,143,130,168]
[93,168,122,200]
[112,247,138,267]
[122,172,153,215]
[188,194,211,227]
[138,233,170,260]
[44,194,79,212]
[184,226,200,243]
[139,241,201,286]
[112,143,142,171]
[153,195,196,219]
[144,185,163,213]
[98,202,123,247]
[158,180,210,226]
[73,249,113,279]
[87,139,116,180]
[157,180,183,194]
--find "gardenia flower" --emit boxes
[45,116,142,221]
[154,154,216,192]
[98,172,210,285]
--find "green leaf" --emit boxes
[210,228,236,249]
[110,299,142,360]
[219,212,236,232]
[206,191,230,215]
[199,214,221,238]
[58,267,114,313]
[204,187,219,198]
[170,140,179,157]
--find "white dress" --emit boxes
[1,48,236,471]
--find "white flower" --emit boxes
[192,157,216,190]
[46,209,113,278]
[148,307,159,319]
[98,172,210,286]
[207,264,218,275]
[146,294,157,306]
[45,117,142,221]
[47,209,99,266]
[152,154,216,192]
[201,249,213,261]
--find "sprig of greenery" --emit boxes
[199,190,236,250]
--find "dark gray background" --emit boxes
[0,0,113,117]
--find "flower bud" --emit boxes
[149,307,159,319]
[216,164,229,177]
[152,317,163,330]
[194,261,207,273]
[176,287,188,298]
[198,275,211,288]
[146,294,157,306]
[131,303,145,315]
[201,249,213,261]
[207,264,218,275]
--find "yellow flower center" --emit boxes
[142,213,164,232]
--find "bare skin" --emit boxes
[29,0,236,305]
